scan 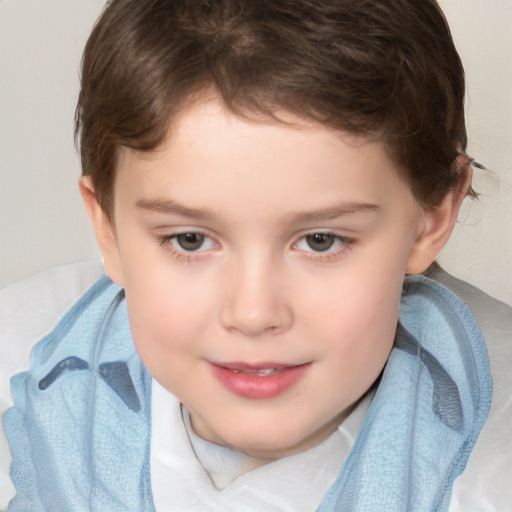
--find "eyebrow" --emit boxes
[288,202,380,223]
[136,198,216,221]
[136,197,380,223]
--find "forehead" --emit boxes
[114,98,417,219]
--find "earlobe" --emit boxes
[79,177,124,285]
[406,161,472,275]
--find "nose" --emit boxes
[219,257,293,337]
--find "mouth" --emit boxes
[232,367,285,376]
[209,361,311,399]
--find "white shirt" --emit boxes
[1,260,511,511]
[150,379,369,512]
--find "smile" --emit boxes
[209,361,311,399]
[232,367,285,376]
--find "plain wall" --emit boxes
[0,1,104,286]
[1,0,511,306]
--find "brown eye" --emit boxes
[175,233,205,251]
[305,233,335,252]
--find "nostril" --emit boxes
[219,265,293,336]
[220,302,293,337]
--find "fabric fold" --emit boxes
[4,274,492,511]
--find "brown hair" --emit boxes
[75,0,468,216]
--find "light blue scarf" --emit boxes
[319,276,492,511]
[4,275,491,511]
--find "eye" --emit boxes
[304,233,336,252]
[294,232,351,254]
[174,233,207,251]
[162,232,217,253]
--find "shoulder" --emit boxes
[0,259,105,381]
[427,264,512,512]
[427,263,512,332]
[0,260,104,511]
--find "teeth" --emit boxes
[255,368,278,376]
[232,368,281,376]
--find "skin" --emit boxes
[81,97,467,460]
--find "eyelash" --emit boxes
[293,232,355,262]
[156,231,217,262]
[156,230,355,263]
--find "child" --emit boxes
[1,0,511,510]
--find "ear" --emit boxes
[406,161,472,274]
[79,176,124,285]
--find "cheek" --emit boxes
[122,272,213,380]
[301,266,403,388]
[303,262,403,335]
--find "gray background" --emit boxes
[1,0,511,306]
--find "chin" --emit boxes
[220,420,328,460]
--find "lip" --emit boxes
[209,361,311,399]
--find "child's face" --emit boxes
[97,99,432,459]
